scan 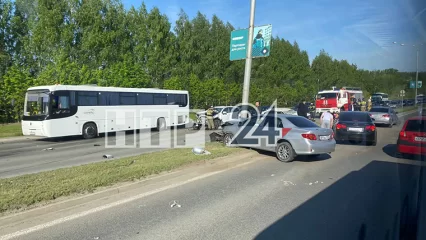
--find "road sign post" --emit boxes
[241,0,256,118]
[230,21,272,118]
[400,90,405,110]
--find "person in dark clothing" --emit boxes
[255,101,262,115]
[297,101,309,118]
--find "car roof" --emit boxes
[340,111,370,115]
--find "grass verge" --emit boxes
[395,106,417,113]
[0,123,22,138]
[0,142,242,214]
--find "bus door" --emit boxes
[50,90,79,136]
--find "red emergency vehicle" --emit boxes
[315,87,363,115]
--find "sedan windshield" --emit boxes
[24,90,50,116]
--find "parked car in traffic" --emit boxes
[397,116,426,157]
[196,106,240,126]
[221,114,336,162]
[368,106,400,127]
[333,111,377,145]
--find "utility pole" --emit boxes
[241,0,256,117]
[415,49,419,106]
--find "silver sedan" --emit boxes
[368,106,400,127]
[221,114,336,162]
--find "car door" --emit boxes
[221,107,232,122]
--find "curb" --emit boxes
[0,149,262,229]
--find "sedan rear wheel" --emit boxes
[276,142,296,162]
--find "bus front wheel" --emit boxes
[83,122,98,139]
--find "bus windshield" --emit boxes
[24,90,50,116]
[316,93,337,99]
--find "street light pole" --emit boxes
[416,49,419,106]
[241,0,256,116]
[393,42,422,106]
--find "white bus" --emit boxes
[22,85,190,139]
[372,92,389,102]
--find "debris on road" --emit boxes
[192,147,211,155]
[282,181,295,186]
[94,144,101,147]
[42,147,54,151]
[307,181,324,185]
[271,174,275,177]
[170,200,181,208]
[103,154,114,159]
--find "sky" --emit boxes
[122,0,426,72]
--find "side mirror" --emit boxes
[371,118,376,121]
[222,111,227,115]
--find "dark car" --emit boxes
[333,111,377,145]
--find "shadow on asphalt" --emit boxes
[254,160,424,240]
[253,149,332,162]
[336,140,371,146]
[383,144,425,161]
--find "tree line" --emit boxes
[0,0,424,122]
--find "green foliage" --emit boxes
[0,0,423,122]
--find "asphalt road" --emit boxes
[2,111,425,240]
[0,126,212,179]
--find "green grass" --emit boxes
[0,123,22,138]
[395,106,417,113]
[0,142,242,214]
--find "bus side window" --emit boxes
[70,91,76,106]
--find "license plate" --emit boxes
[320,135,330,141]
[348,127,363,132]
[415,137,426,142]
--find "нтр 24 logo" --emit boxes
[229,100,282,148]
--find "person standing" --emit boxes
[255,101,262,115]
[206,106,215,130]
[297,100,309,118]
[367,98,372,111]
[348,100,355,111]
[320,111,334,129]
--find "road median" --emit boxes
[0,142,249,216]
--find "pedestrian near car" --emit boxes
[320,111,334,129]
[255,101,262,115]
[297,100,309,119]
[206,106,215,130]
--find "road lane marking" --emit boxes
[0,158,259,240]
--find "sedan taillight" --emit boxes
[302,133,317,140]
[365,125,376,131]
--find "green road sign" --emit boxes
[229,29,248,61]
[229,24,272,61]
[409,81,422,88]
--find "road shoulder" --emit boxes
[0,149,265,238]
